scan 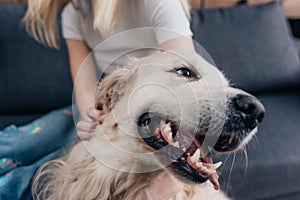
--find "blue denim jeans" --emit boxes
[0,106,77,200]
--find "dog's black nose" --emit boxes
[233,94,265,124]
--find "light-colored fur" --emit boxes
[31,51,252,200]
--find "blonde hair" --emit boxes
[91,0,120,39]
[32,143,196,200]
[23,0,68,49]
[32,144,163,200]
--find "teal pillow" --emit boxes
[191,2,300,93]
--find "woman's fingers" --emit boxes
[77,108,105,140]
[77,131,93,140]
[86,108,98,121]
[86,108,105,123]
[77,120,98,132]
[76,121,98,140]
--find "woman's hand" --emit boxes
[76,108,104,140]
[150,173,184,200]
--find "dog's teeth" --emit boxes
[208,162,222,170]
[190,148,201,163]
[172,141,180,148]
[195,148,201,159]
[165,123,173,142]
[204,167,215,175]
[160,122,166,130]
[189,155,197,164]
[160,122,173,143]
[164,123,172,133]
[168,132,173,142]
[195,162,214,175]
[182,147,187,152]
[195,161,203,167]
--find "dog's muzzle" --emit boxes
[137,94,265,189]
[212,94,265,152]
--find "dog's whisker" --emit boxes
[222,154,232,169]
[226,152,236,194]
[252,134,260,147]
[242,148,248,177]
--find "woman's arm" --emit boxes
[281,0,300,18]
[66,39,98,120]
[66,39,103,139]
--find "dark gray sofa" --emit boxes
[1,2,300,200]
[0,3,73,130]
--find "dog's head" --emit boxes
[94,51,265,189]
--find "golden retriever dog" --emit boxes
[32,51,265,200]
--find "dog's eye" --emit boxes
[176,67,196,79]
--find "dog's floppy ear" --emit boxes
[95,67,136,112]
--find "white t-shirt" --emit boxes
[62,0,193,72]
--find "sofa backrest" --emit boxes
[191,2,300,93]
[0,3,73,115]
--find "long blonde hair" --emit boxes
[22,0,190,48]
[23,0,68,49]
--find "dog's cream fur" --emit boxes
[31,51,253,200]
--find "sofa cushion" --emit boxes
[0,3,72,116]
[191,2,300,93]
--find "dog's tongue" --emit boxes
[187,149,222,190]
[202,154,220,190]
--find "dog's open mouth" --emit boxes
[137,112,223,190]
